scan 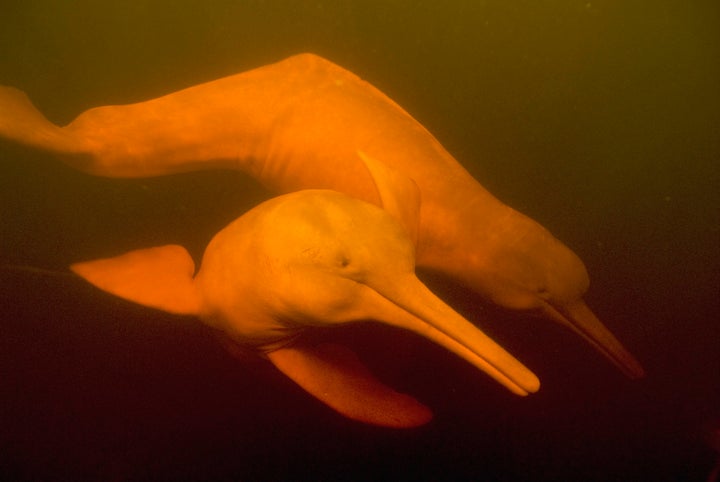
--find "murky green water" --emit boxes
[1,1,718,480]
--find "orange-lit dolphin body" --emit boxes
[70,183,540,427]
[0,53,643,380]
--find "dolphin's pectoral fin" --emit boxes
[70,244,201,316]
[267,341,433,428]
[357,150,420,246]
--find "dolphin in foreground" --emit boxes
[0,53,643,380]
[70,156,540,427]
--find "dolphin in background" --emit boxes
[0,53,644,381]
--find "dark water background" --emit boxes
[1,1,718,480]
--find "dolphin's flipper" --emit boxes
[70,245,201,316]
[267,341,433,428]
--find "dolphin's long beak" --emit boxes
[363,274,541,396]
[541,300,645,379]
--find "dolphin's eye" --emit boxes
[536,284,550,298]
[338,255,350,268]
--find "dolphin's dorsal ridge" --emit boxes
[357,150,420,246]
[70,244,201,316]
[267,341,433,428]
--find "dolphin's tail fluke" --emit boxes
[0,86,79,154]
[70,244,202,317]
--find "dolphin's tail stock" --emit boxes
[0,86,78,154]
